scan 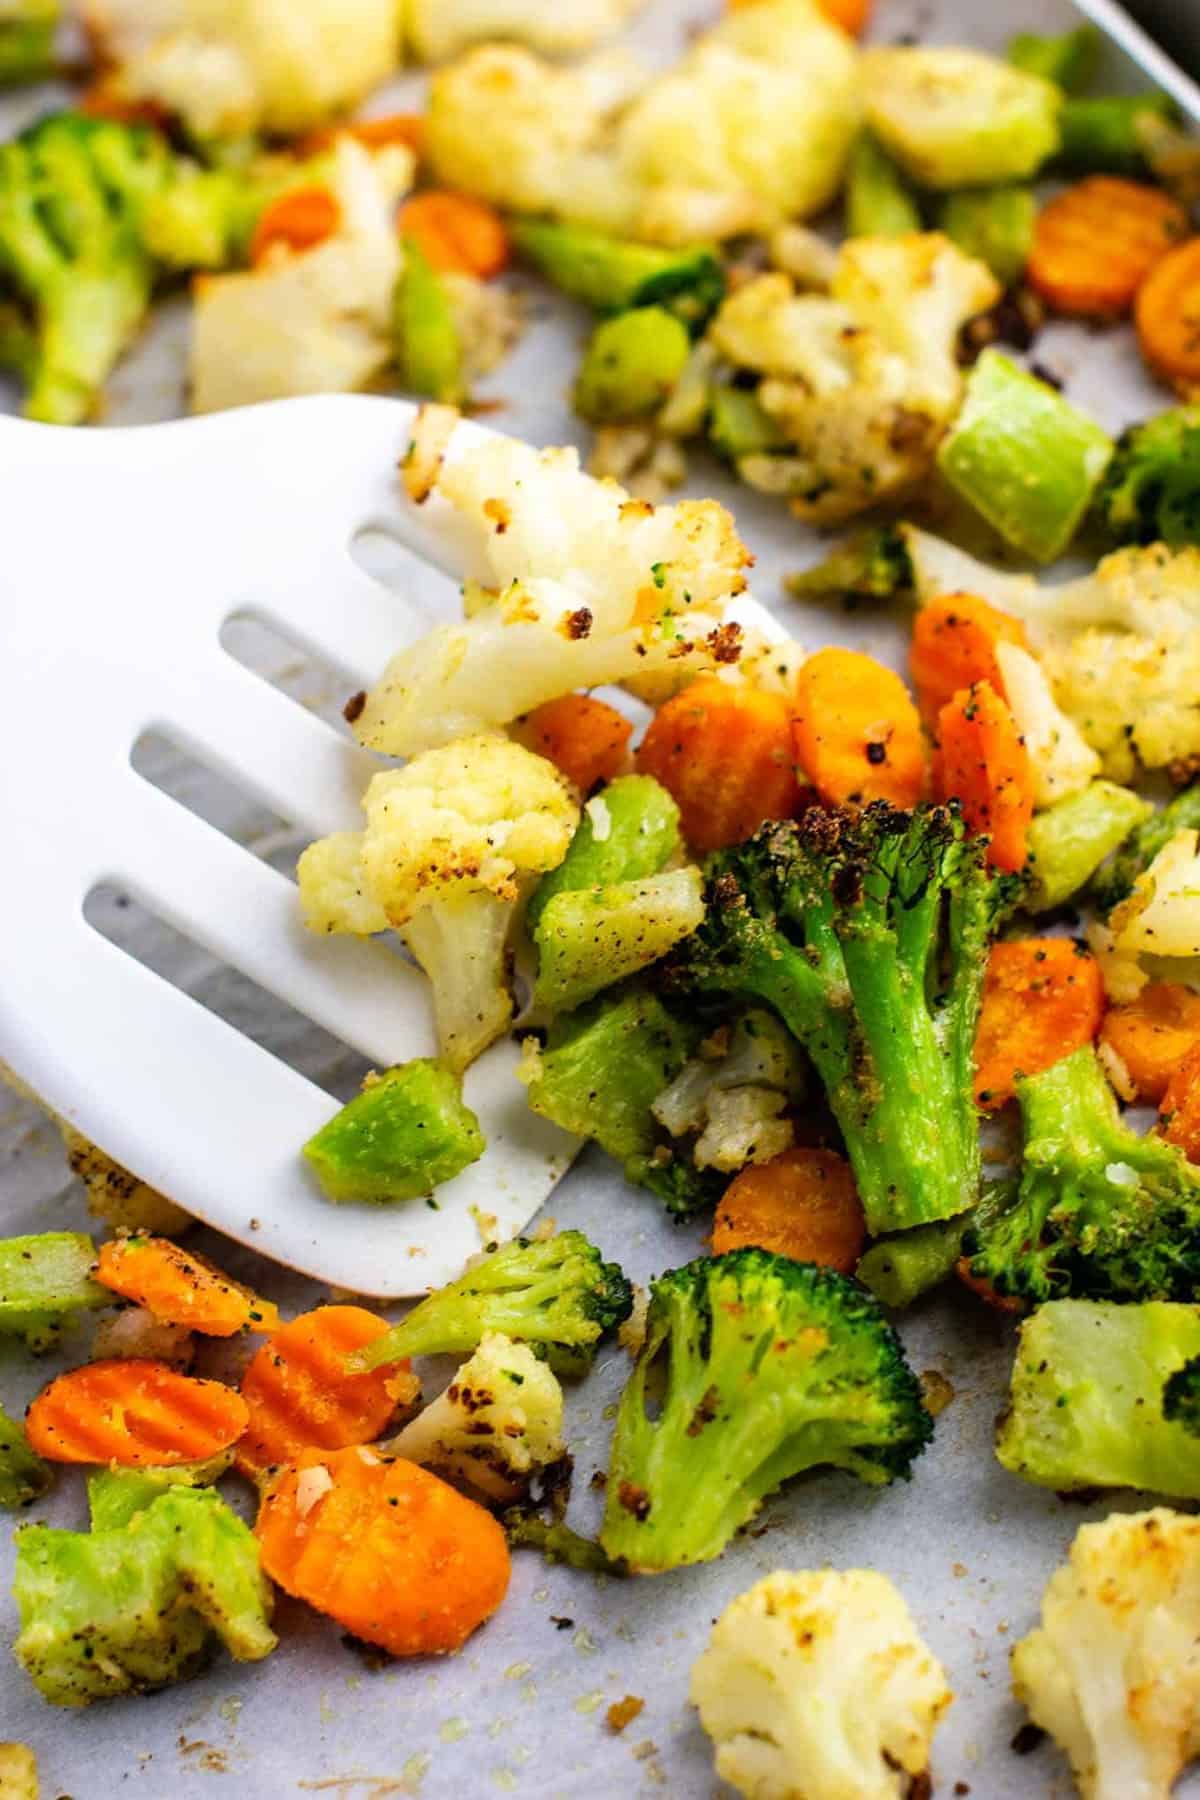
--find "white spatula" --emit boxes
[0,395,778,1296]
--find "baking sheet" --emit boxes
[1,1,1196,1793]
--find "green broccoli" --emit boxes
[1056,93,1180,177]
[532,866,705,1014]
[1026,780,1152,912]
[14,1486,276,1705]
[142,155,328,272]
[527,774,681,930]
[574,306,691,425]
[1007,27,1100,93]
[671,805,1003,1236]
[965,1046,1200,1305]
[86,1455,235,1531]
[395,235,465,405]
[0,0,57,87]
[600,1250,932,1572]
[1090,782,1200,917]
[1095,407,1200,552]
[0,1401,52,1510]
[302,1060,485,1205]
[856,1214,971,1310]
[708,385,789,463]
[845,132,921,239]
[0,112,173,424]
[784,525,914,605]
[510,218,725,329]
[0,1232,109,1352]
[938,186,1036,289]
[997,1300,1200,1497]
[351,1229,633,1378]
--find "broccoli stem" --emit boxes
[532,867,705,1014]
[856,1215,969,1310]
[708,386,789,462]
[1057,94,1180,176]
[303,1060,485,1205]
[0,1232,109,1351]
[845,133,922,239]
[938,186,1035,288]
[394,236,465,406]
[0,1402,53,1510]
[510,218,724,328]
[528,774,681,930]
[29,263,152,425]
[1007,27,1100,93]
[574,306,691,425]
[1026,781,1153,912]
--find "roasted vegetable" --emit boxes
[510,218,724,327]
[860,46,1061,189]
[574,306,691,424]
[0,1401,53,1510]
[0,0,57,85]
[303,1061,485,1205]
[532,866,705,1014]
[1026,781,1152,912]
[0,1232,108,1352]
[1096,407,1200,551]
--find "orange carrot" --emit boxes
[303,114,428,157]
[398,191,509,279]
[250,188,341,266]
[1099,982,1200,1105]
[516,694,633,794]
[78,85,171,127]
[1137,237,1200,395]
[712,1148,866,1274]
[236,1305,412,1477]
[729,0,870,28]
[935,681,1033,872]
[1029,178,1187,318]
[95,1236,278,1338]
[25,1360,249,1466]
[1160,1039,1200,1162]
[792,648,925,810]
[974,938,1105,1110]
[956,1260,1024,1314]
[635,676,803,852]
[909,594,1030,726]
[257,1446,509,1656]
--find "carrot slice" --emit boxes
[935,681,1033,872]
[1029,178,1187,318]
[1099,982,1200,1105]
[974,938,1105,1110]
[1137,237,1200,395]
[25,1360,248,1466]
[1160,1039,1200,1162]
[712,1147,866,1274]
[250,188,340,266]
[792,648,925,810]
[635,676,803,853]
[397,191,509,279]
[909,594,1030,726]
[816,0,871,31]
[95,1237,278,1338]
[256,1446,510,1656]
[236,1305,411,1477]
[516,694,633,795]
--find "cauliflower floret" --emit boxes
[353,418,752,756]
[653,1011,805,1174]
[1012,1507,1200,1800]
[426,0,859,246]
[83,0,401,140]
[385,1330,564,1502]
[405,0,645,60]
[710,235,1000,524]
[190,139,409,414]
[1111,830,1200,962]
[993,641,1101,810]
[297,734,578,1071]
[691,1568,954,1800]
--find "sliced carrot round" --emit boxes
[1029,177,1187,318]
[25,1360,249,1466]
[792,648,925,810]
[250,187,341,266]
[96,1236,278,1338]
[712,1147,865,1273]
[1100,982,1200,1105]
[1161,1039,1200,1162]
[1137,236,1200,394]
[974,938,1105,1110]
[517,694,632,795]
[909,593,1029,727]
[636,676,803,853]
[935,680,1033,873]
[256,1447,510,1657]
[398,191,509,279]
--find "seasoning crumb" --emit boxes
[920,1369,955,1416]
[1011,1723,1047,1756]
[550,1615,573,1631]
[606,1695,645,1734]
[952,1561,968,1578]
[632,1740,658,1762]
[954,1785,971,1796]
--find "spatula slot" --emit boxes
[131,728,300,863]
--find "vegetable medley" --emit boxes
[7,3,1200,1798]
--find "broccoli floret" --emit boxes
[352,1229,633,1378]
[672,805,1003,1236]
[1096,408,1200,552]
[0,1402,53,1511]
[1090,782,1200,918]
[600,1250,932,1572]
[510,218,725,328]
[965,1046,1200,1305]
[785,525,915,605]
[0,112,172,424]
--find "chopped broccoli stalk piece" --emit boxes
[1027,781,1153,912]
[0,0,56,85]
[0,1232,108,1352]
[303,1061,484,1205]
[846,133,921,238]
[1007,27,1100,93]
[938,186,1035,288]
[533,866,705,1015]
[574,306,691,425]
[86,1454,234,1532]
[14,1487,276,1706]
[785,526,914,604]
[527,774,681,931]
[600,1250,932,1572]
[1057,93,1180,176]
[937,350,1113,563]
[673,805,999,1236]
[856,1214,970,1310]
[1090,783,1200,917]
[997,1299,1200,1496]
[965,1046,1200,1305]
[861,46,1062,190]
[0,113,173,425]
[1096,407,1200,551]
[510,218,724,328]
[0,1402,52,1510]
[1163,1354,1200,1434]
[503,1507,627,1575]
[394,237,464,405]
[520,988,700,1163]
[352,1229,633,1378]
[708,385,790,462]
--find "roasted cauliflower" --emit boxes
[297,734,578,1071]
[708,234,1000,524]
[1012,1508,1200,1800]
[690,1568,953,1800]
[405,0,645,60]
[652,1010,805,1174]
